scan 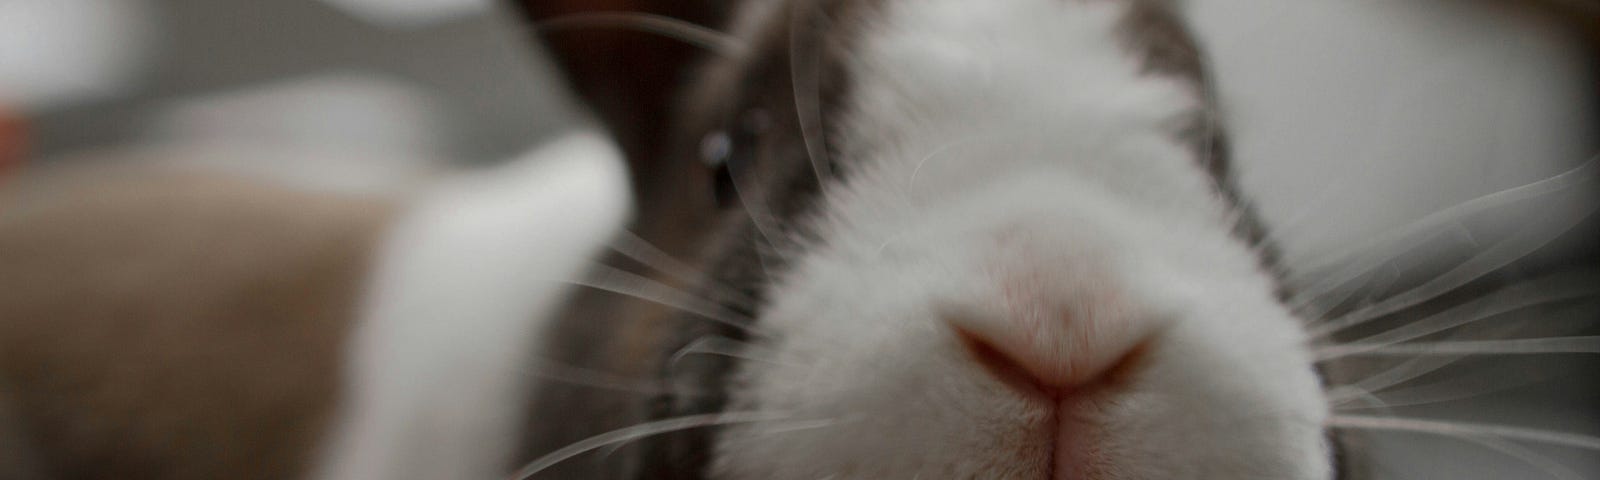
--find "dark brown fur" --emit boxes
[515,0,885,476]
[1117,1,1283,281]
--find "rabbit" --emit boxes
[513,0,1599,478]
[515,0,1322,478]
[1,0,1595,479]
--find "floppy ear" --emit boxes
[509,0,730,170]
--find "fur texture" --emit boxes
[708,1,1329,479]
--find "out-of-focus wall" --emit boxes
[1194,0,1598,264]
[1191,1,1598,478]
[5,0,580,167]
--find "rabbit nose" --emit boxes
[946,288,1156,480]
[948,299,1153,398]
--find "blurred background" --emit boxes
[0,0,579,190]
[0,0,1596,478]
[2,0,1593,251]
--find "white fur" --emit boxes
[312,132,631,480]
[714,1,1330,478]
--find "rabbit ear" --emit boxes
[509,0,731,162]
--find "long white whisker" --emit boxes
[1324,388,1366,406]
[1288,226,1477,316]
[1326,354,1470,404]
[1325,303,1594,403]
[1265,177,1345,245]
[1327,384,1393,412]
[722,139,790,274]
[1459,435,1589,480]
[906,141,961,197]
[1326,414,1600,451]
[535,12,748,57]
[1292,263,1401,324]
[904,134,1014,197]
[522,359,681,396]
[571,265,759,334]
[790,1,833,183]
[1312,270,1600,345]
[608,231,760,306]
[509,411,812,479]
[1290,157,1598,283]
[1287,157,1598,304]
[747,417,854,437]
[1317,336,1600,359]
[1332,362,1553,411]
[1307,196,1599,338]
[669,335,796,369]
[1346,375,1592,479]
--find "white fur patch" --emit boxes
[312,132,630,480]
[713,1,1330,478]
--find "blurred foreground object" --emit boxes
[141,73,454,196]
[0,106,22,178]
[0,0,154,112]
[320,0,492,28]
[0,131,630,480]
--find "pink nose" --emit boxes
[950,304,1152,397]
[950,304,1152,480]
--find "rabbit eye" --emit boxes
[699,130,732,168]
[699,130,739,208]
[702,109,773,209]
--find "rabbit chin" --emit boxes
[710,0,1331,478]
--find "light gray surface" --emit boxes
[1193,0,1597,263]
[1190,0,1598,477]
[28,0,578,164]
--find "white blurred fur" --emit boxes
[713,1,1330,478]
[313,132,631,480]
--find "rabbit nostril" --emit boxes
[956,326,1056,399]
[951,321,1151,400]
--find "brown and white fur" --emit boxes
[1,0,1596,479]
[518,0,1322,478]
